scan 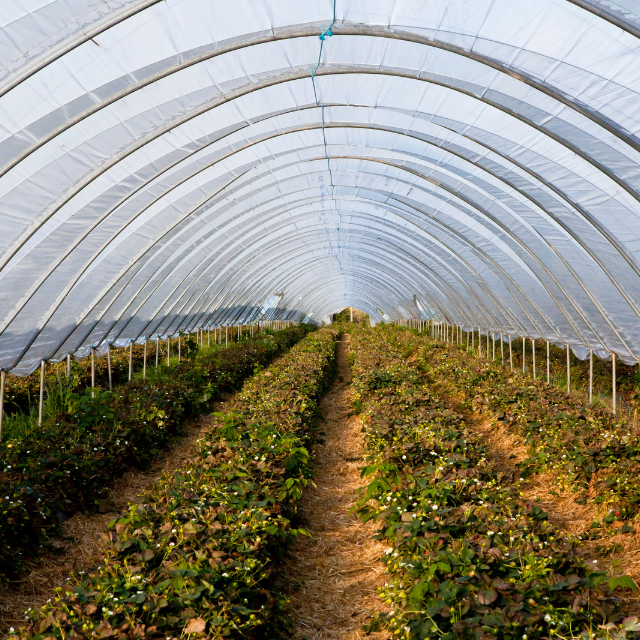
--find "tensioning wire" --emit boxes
[310,0,337,195]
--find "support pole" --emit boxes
[493,332,496,361]
[566,345,571,394]
[178,335,181,362]
[500,334,504,365]
[39,360,45,426]
[156,338,159,368]
[167,338,170,366]
[128,343,133,381]
[546,340,550,384]
[472,327,475,351]
[143,341,147,380]
[466,328,470,351]
[91,347,96,398]
[532,339,536,380]
[67,353,71,382]
[509,335,513,370]
[350,307,353,322]
[612,352,617,415]
[522,338,526,374]
[589,348,593,404]
[0,370,5,442]
[108,345,112,392]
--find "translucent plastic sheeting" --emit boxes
[2,0,640,374]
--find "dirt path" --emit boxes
[0,404,228,635]
[284,334,388,639]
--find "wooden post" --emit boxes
[589,348,593,404]
[509,335,513,370]
[108,345,113,392]
[532,339,536,380]
[0,370,5,442]
[566,345,571,394]
[612,352,617,415]
[143,341,147,380]
[128,343,133,381]
[39,360,45,426]
[546,340,550,383]
[91,347,95,398]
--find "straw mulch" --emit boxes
[0,408,225,635]
[470,414,640,614]
[283,335,389,639]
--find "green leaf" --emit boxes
[608,575,638,592]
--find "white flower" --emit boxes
[544,614,551,622]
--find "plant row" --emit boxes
[350,326,639,640]
[0,326,312,580]
[2,326,262,418]
[416,335,640,531]
[12,327,338,640]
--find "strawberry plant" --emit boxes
[0,326,312,580]
[349,326,640,640]
[11,328,338,640]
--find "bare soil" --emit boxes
[284,335,389,639]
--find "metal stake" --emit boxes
[167,338,170,366]
[466,328,469,351]
[589,349,593,404]
[178,335,181,362]
[39,360,45,426]
[156,338,159,368]
[522,338,526,374]
[500,334,504,365]
[0,370,5,442]
[566,345,571,394]
[108,345,112,392]
[128,343,133,381]
[67,353,71,382]
[546,341,550,383]
[493,332,496,361]
[612,352,617,415]
[509,335,513,370]
[143,341,147,380]
[91,347,95,398]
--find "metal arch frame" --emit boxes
[3,114,632,364]
[1,42,640,364]
[4,60,640,293]
[4,146,613,371]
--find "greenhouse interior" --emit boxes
[2,0,640,638]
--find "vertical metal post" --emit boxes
[167,338,170,365]
[589,348,593,404]
[466,328,469,351]
[509,335,513,370]
[108,345,113,392]
[532,339,536,380]
[39,360,45,426]
[493,333,496,361]
[91,347,95,398]
[612,352,617,415]
[0,370,5,442]
[566,345,571,394]
[178,335,181,362]
[546,340,550,384]
[143,341,147,380]
[156,338,159,368]
[500,334,504,365]
[128,343,133,381]
[67,353,71,381]
[522,338,526,374]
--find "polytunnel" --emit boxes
[1,0,640,375]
